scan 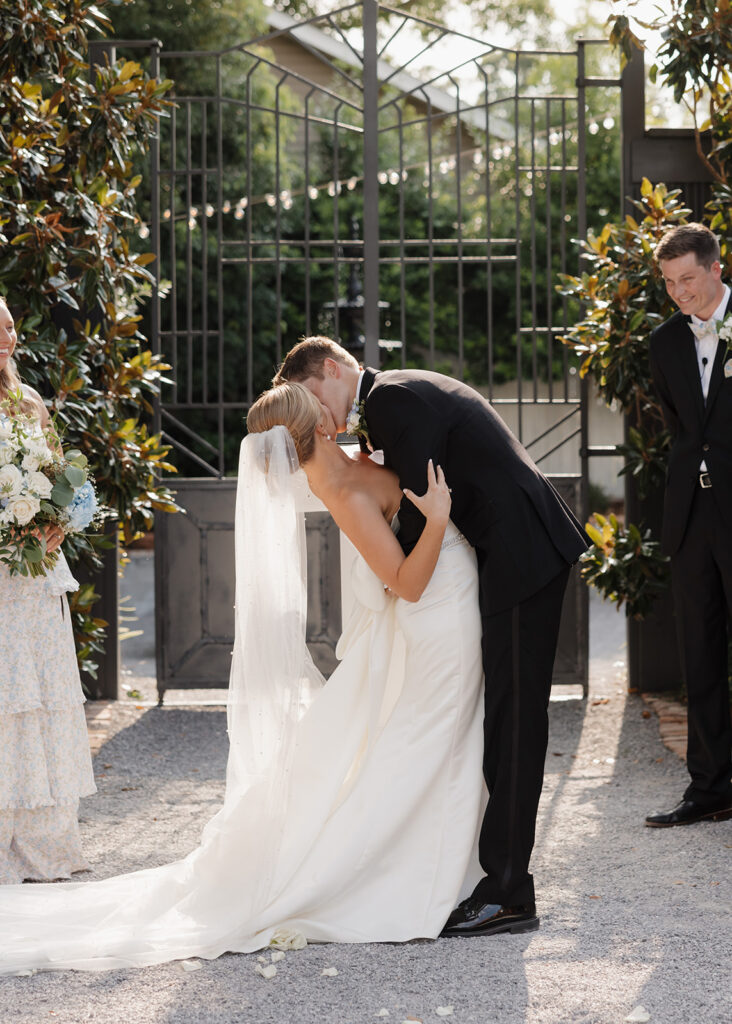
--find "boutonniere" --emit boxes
[719,313,732,377]
[345,398,371,448]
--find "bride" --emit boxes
[0,383,485,974]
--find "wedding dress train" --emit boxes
[0,431,484,974]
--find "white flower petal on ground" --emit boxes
[270,950,285,963]
[625,1007,651,1023]
[435,1009,454,1018]
[375,1012,390,1019]
[321,967,339,976]
[255,963,277,979]
[179,959,202,972]
[270,927,307,949]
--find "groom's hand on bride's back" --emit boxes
[402,459,451,526]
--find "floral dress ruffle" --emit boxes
[0,553,96,883]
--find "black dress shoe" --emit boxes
[645,797,732,828]
[440,898,539,937]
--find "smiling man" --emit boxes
[647,223,732,828]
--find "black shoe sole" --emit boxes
[441,915,540,937]
[645,807,732,827]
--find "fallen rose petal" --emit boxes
[12,969,36,977]
[625,1007,650,1023]
[375,1012,390,1019]
[180,959,201,972]
[270,950,285,963]
[255,964,277,980]
[321,966,339,976]
[270,927,307,950]
[436,1009,454,1018]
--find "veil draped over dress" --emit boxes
[0,427,485,975]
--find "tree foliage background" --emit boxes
[104,0,622,473]
[0,0,178,676]
[561,0,732,619]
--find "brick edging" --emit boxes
[641,693,687,761]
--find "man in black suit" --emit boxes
[647,223,732,828]
[274,338,588,935]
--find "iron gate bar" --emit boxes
[363,0,379,367]
[525,406,581,450]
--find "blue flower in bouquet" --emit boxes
[65,480,97,532]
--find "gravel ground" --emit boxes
[1,589,731,1024]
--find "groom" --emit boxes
[274,337,588,935]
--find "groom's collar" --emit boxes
[357,367,378,403]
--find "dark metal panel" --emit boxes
[154,477,584,697]
[155,481,341,701]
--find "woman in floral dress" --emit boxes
[0,297,95,883]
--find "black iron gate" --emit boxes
[136,2,623,699]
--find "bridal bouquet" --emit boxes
[0,403,99,577]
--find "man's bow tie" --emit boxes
[689,319,719,342]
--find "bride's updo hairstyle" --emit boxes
[246,382,323,466]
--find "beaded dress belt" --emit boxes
[441,531,470,551]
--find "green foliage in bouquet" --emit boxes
[0,0,180,668]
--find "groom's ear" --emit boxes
[323,357,340,378]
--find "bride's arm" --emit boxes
[330,460,451,603]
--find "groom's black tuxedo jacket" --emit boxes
[649,292,732,555]
[359,368,589,615]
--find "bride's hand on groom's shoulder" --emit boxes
[403,459,451,525]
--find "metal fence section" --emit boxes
[141,2,622,697]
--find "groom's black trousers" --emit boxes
[473,563,570,907]
[670,484,732,805]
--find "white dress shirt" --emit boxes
[691,283,729,471]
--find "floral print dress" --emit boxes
[0,554,96,883]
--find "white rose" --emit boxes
[25,470,53,499]
[0,442,16,467]
[0,417,13,441]
[7,494,40,526]
[21,438,52,471]
[0,463,24,498]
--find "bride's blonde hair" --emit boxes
[0,297,42,419]
[247,382,323,465]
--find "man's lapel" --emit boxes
[703,292,732,420]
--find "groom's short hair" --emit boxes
[273,336,359,385]
[655,223,720,269]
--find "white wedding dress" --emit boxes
[0,430,485,975]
